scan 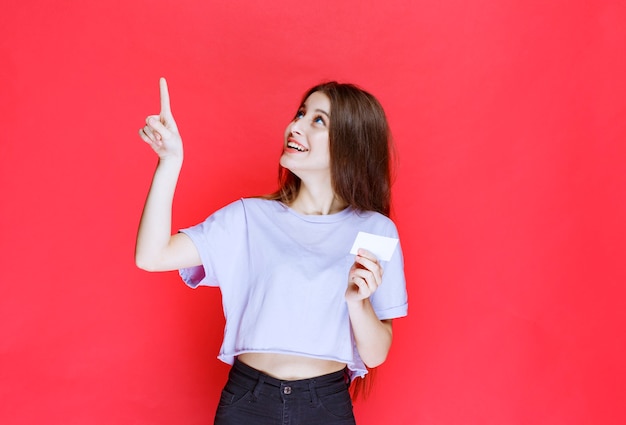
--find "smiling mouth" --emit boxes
[287,140,309,152]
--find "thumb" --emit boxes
[147,116,172,140]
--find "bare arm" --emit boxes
[135,78,201,272]
[345,249,393,368]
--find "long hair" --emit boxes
[268,81,395,218]
[267,82,395,399]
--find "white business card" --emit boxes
[349,231,399,261]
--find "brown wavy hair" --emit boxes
[268,81,395,217]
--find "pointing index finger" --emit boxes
[159,77,171,117]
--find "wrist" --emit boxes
[158,154,183,168]
[346,298,370,312]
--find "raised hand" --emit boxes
[345,249,384,302]
[139,77,183,160]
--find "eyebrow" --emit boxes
[300,104,331,118]
[315,109,331,118]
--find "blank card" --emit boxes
[349,231,399,261]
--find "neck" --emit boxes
[290,183,347,216]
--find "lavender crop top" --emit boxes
[179,198,408,378]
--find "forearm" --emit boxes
[347,298,393,368]
[135,157,183,270]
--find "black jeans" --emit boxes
[214,359,356,425]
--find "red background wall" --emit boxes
[1,1,624,424]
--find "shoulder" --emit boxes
[200,197,295,223]
[239,197,286,214]
[240,197,281,207]
[351,209,400,237]
[198,198,286,225]
[212,197,280,214]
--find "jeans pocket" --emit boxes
[218,388,253,408]
[318,389,355,419]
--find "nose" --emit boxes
[290,118,303,135]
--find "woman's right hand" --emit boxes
[135,77,201,272]
[139,77,183,161]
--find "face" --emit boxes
[280,91,331,178]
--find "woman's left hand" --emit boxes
[345,249,383,302]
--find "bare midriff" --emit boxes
[237,352,346,380]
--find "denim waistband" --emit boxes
[229,358,350,399]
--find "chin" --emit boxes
[279,154,290,169]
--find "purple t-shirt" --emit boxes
[179,198,407,378]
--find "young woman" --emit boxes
[136,78,408,425]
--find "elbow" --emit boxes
[360,340,392,368]
[359,323,393,368]
[135,253,159,272]
[362,352,389,369]
[135,258,153,272]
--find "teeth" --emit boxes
[287,141,308,152]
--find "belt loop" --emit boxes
[252,374,265,401]
[308,380,319,406]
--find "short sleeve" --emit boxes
[370,222,408,320]
[178,199,248,288]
